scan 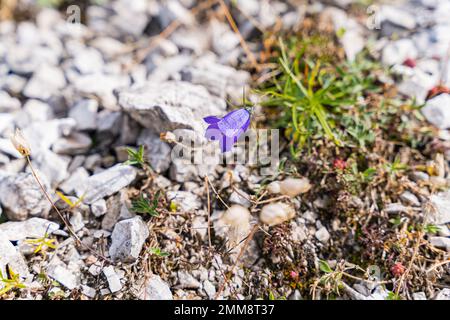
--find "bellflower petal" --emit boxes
[203,108,252,153]
[203,116,221,124]
[205,123,221,141]
[220,134,238,153]
[218,109,250,138]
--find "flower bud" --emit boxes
[10,128,31,157]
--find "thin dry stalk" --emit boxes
[255,195,289,205]
[217,0,259,70]
[26,156,110,262]
[214,224,259,299]
[395,201,434,296]
[204,176,212,249]
[426,259,450,273]
[206,175,230,209]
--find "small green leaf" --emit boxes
[386,291,402,300]
[124,145,145,167]
[149,247,170,257]
[319,260,333,273]
[424,224,440,234]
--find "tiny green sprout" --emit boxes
[319,260,333,273]
[149,247,170,257]
[385,157,408,177]
[361,167,377,183]
[25,233,57,256]
[131,191,161,217]
[0,266,26,296]
[124,145,145,167]
[386,291,402,300]
[424,224,440,234]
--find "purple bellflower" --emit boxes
[204,108,251,153]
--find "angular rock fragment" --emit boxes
[118,81,226,135]
[59,167,89,195]
[428,191,450,225]
[138,275,173,300]
[429,236,450,252]
[168,129,220,182]
[421,94,450,129]
[75,164,137,204]
[69,99,98,131]
[166,191,201,212]
[81,285,97,298]
[0,218,59,242]
[22,99,54,123]
[0,172,51,221]
[181,61,250,100]
[315,226,331,244]
[203,280,216,299]
[103,266,122,293]
[399,191,420,207]
[229,189,251,208]
[0,91,21,112]
[109,216,149,262]
[72,73,130,109]
[32,149,70,186]
[177,270,201,289]
[52,132,92,155]
[379,5,416,30]
[46,255,81,290]
[0,231,30,281]
[73,47,104,75]
[210,20,240,56]
[137,129,171,173]
[23,118,76,154]
[23,63,66,100]
[91,199,107,218]
[101,193,123,231]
